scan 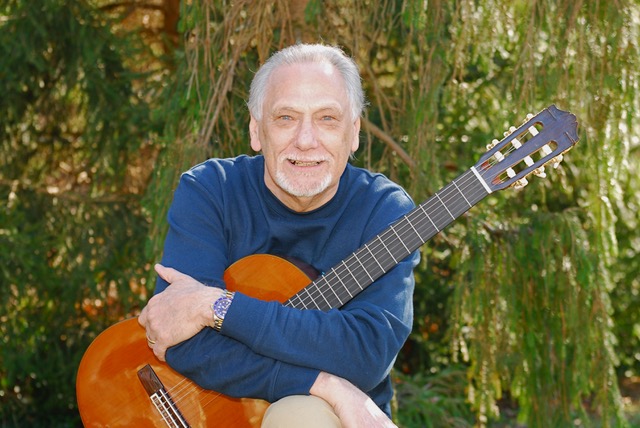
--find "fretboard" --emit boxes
[284,168,490,311]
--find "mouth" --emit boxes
[288,159,322,167]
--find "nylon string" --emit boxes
[287,131,541,310]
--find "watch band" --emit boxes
[212,290,234,332]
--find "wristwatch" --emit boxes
[212,290,234,331]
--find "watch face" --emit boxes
[214,297,232,319]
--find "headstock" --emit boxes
[474,105,579,192]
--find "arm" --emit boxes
[310,372,397,428]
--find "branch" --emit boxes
[360,117,417,171]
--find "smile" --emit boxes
[289,160,322,167]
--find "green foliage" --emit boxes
[451,211,627,427]
[2,0,640,427]
[0,0,159,425]
[394,367,475,427]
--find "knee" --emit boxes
[261,395,341,428]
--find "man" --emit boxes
[139,43,419,427]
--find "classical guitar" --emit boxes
[76,105,579,427]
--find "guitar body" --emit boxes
[77,254,314,427]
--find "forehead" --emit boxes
[264,62,350,114]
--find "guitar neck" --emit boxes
[285,168,490,311]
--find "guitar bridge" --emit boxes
[138,364,191,427]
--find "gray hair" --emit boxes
[247,44,365,121]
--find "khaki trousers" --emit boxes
[261,395,342,428]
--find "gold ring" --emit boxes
[146,334,156,345]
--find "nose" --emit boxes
[294,118,319,150]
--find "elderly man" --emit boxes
[139,43,419,427]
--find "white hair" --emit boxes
[247,44,365,121]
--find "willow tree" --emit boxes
[145,1,638,427]
[2,0,638,426]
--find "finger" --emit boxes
[146,333,157,348]
[138,306,148,326]
[153,344,167,362]
[154,263,193,284]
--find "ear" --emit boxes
[249,116,262,152]
[350,117,361,153]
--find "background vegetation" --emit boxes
[1,0,639,427]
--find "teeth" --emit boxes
[291,160,320,166]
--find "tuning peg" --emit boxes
[513,177,529,190]
[552,154,564,168]
[533,166,547,178]
[486,138,500,150]
[504,126,517,137]
[509,136,536,169]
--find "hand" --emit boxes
[309,372,397,428]
[138,264,224,361]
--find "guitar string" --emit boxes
[159,168,497,418]
[163,374,226,422]
[293,165,489,309]
[166,375,216,411]
[289,170,477,309]
[151,376,191,420]
[305,168,482,309]
[106,386,170,426]
[291,128,544,310]
[167,377,198,408]
[291,175,470,309]
[328,135,536,307]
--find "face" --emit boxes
[249,62,360,212]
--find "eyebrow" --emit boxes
[269,104,345,116]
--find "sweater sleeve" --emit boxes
[165,325,320,402]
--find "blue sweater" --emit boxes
[157,155,419,415]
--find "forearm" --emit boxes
[310,372,396,428]
[166,328,319,402]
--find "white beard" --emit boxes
[274,168,332,198]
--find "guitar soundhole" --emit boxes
[138,364,191,428]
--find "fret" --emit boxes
[391,224,411,254]
[365,243,386,274]
[353,252,374,282]
[324,274,343,303]
[341,260,362,293]
[435,192,456,220]
[452,179,473,208]
[419,204,439,232]
[405,214,425,245]
[332,266,353,299]
[379,236,398,264]
[315,278,333,308]
[295,290,309,309]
